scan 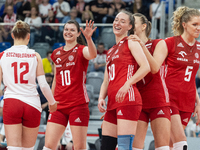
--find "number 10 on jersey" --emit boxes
[60,70,71,86]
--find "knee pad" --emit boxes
[173,141,187,150]
[118,134,135,150]
[7,146,22,150]
[42,146,52,150]
[101,135,117,150]
[155,146,170,150]
[22,146,34,150]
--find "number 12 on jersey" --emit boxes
[184,66,193,82]
[60,70,71,86]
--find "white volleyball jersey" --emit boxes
[0,45,42,112]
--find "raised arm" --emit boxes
[116,40,150,102]
[98,66,109,113]
[81,20,97,60]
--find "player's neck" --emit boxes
[64,41,78,51]
[181,33,196,46]
[138,34,148,44]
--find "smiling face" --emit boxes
[113,12,132,37]
[63,23,80,43]
[182,16,200,39]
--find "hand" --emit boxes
[127,34,145,47]
[80,20,97,40]
[98,98,106,113]
[100,113,105,120]
[115,81,130,103]
[193,104,200,125]
[49,101,59,112]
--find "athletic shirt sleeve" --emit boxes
[165,37,175,54]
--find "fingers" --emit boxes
[116,91,126,103]
[100,113,105,120]
[98,100,106,113]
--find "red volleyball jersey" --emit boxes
[106,37,142,110]
[165,36,200,112]
[51,44,89,109]
[137,39,169,109]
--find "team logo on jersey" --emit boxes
[178,51,187,57]
[177,43,184,48]
[68,55,74,61]
[56,51,61,55]
[56,58,61,63]
[117,110,123,116]
[195,53,199,59]
[72,47,78,52]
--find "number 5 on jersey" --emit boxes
[184,66,193,82]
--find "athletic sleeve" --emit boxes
[165,37,175,54]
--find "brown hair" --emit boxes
[12,20,30,39]
[172,6,200,36]
[64,20,86,45]
[133,13,152,37]
[118,10,135,35]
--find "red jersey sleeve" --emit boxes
[165,37,175,54]
[0,52,4,59]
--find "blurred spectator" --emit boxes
[90,42,107,72]
[39,0,52,22]
[90,0,109,23]
[76,0,86,18]
[16,0,31,20]
[133,0,150,20]
[149,0,161,37]
[102,0,125,23]
[24,6,42,47]
[53,0,70,22]
[0,0,17,19]
[41,8,59,45]
[37,73,53,122]
[42,51,54,74]
[191,116,200,137]
[0,5,16,43]
[81,10,93,22]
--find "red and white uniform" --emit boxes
[165,36,200,112]
[106,37,142,110]
[51,44,89,110]
[0,45,41,112]
[137,39,169,109]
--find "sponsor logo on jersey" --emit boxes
[177,43,184,47]
[72,47,78,52]
[56,65,62,67]
[178,51,187,57]
[74,117,82,123]
[56,51,61,55]
[66,62,75,67]
[56,58,61,64]
[193,59,200,64]
[112,55,119,61]
[68,55,74,61]
[195,53,199,59]
[183,118,188,123]
[157,109,165,115]
[117,110,123,116]
[177,57,188,62]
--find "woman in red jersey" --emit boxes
[98,10,150,150]
[0,20,57,150]
[43,20,97,150]
[129,13,171,150]
[132,6,200,150]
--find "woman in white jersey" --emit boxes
[0,20,57,150]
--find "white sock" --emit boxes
[22,146,34,150]
[7,146,22,150]
[132,148,143,150]
[155,146,170,150]
[173,141,187,150]
[42,146,52,150]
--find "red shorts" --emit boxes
[104,105,142,125]
[48,103,89,127]
[3,98,41,128]
[170,106,192,126]
[139,106,171,123]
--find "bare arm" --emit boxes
[98,67,109,112]
[81,20,97,60]
[116,40,150,102]
[194,90,200,125]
